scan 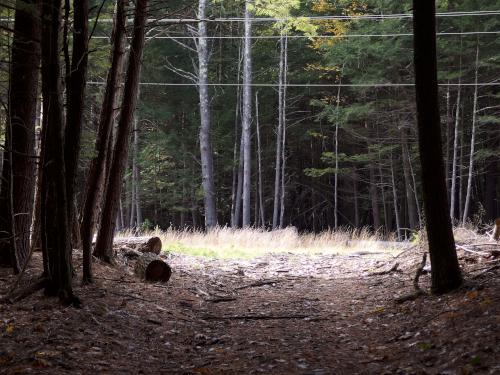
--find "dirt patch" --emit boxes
[1,248,499,374]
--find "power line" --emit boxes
[90,30,500,40]
[87,81,500,87]
[3,9,497,24]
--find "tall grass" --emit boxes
[117,226,402,259]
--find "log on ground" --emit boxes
[134,252,172,282]
[113,236,162,255]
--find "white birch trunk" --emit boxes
[241,0,253,228]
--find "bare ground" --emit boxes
[1,247,499,374]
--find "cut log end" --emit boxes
[145,260,172,282]
[140,236,162,255]
[134,252,171,283]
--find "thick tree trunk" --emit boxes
[81,0,128,282]
[462,44,480,225]
[40,0,77,303]
[241,0,253,228]
[0,0,40,272]
[198,0,217,230]
[230,43,242,227]
[94,0,148,262]
[412,0,462,293]
[333,83,341,230]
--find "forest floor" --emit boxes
[1,239,499,374]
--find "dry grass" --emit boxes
[118,226,403,259]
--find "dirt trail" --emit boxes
[1,249,499,374]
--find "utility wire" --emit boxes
[90,30,500,40]
[3,9,497,24]
[87,81,500,87]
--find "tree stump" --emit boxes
[113,236,162,255]
[134,252,171,282]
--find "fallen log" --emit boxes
[134,252,172,282]
[113,236,162,255]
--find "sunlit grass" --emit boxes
[118,226,405,259]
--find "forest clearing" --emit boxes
[1,0,500,373]
[1,228,500,374]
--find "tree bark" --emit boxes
[462,43,480,225]
[412,0,462,293]
[241,0,253,228]
[40,0,78,303]
[0,0,40,272]
[369,165,381,231]
[94,0,148,263]
[133,118,143,227]
[197,0,217,230]
[401,126,418,229]
[64,0,89,243]
[449,81,461,222]
[134,252,171,282]
[255,91,265,227]
[81,0,128,282]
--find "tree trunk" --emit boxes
[230,42,242,227]
[81,0,128,282]
[369,165,381,231]
[197,0,217,230]
[241,0,253,228]
[40,0,77,303]
[94,0,148,262]
[133,118,143,227]
[449,82,461,222]
[352,168,360,227]
[272,36,284,230]
[390,155,402,240]
[333,83,341,230]
[64,0,89,243]
[0,0,40,272]
[401,126,418,230]
[279,35,288,229]
[462,43,480,225]
[412,0,462,293]
[255,91,265,227]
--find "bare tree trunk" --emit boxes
[390,155,402,240]
[40,0,77,303]
[450,63,462,222]
[0,0,40,272]
[129,162,136,228]
[255,91,265,227]
[407,147,422,227]
[241,0,253,228]
[133,118,142,227]
[64,0,89,242]
[462,43,480,225]
[234,136,244,227]
[94,0,148,262]
[369,165,381,231]
[81,0,128,281]
[352,168,360,227]
[412,0,461,293]
[333,83,341,229]
[230,42,242,227]
[401,126,418,230]
[272,35,284,230]
[197,0,217,230]
[279,35,288,229]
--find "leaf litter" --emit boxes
[0,245,499,374]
